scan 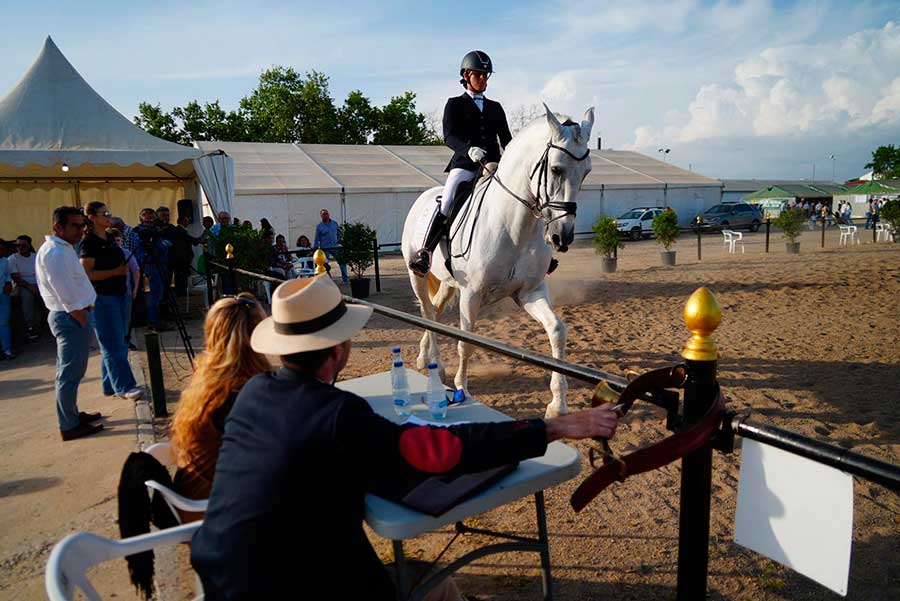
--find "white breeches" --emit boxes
[440,168,477,216]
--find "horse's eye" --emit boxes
[551,166,564,177]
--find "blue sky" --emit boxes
[3,0,899,181]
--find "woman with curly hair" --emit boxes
[171,293,269,520]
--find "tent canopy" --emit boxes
[195,142,721,193]
[0,36,201,179]
[845,180,900,196]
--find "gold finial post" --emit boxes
[682,287,721,361]
[225,243,234,260]
[313,249,327,275]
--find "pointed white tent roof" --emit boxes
[0,36,201,178]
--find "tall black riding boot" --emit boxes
[409,209,448,277]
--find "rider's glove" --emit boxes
[467,147,487,163]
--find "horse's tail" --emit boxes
[427,272,441,300]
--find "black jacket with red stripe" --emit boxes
[191,367,547,600]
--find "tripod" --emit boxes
[134,233,195,367]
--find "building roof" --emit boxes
[195,142,721,195]
[723,179,842,193]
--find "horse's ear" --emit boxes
[543,102,563,138]
[581,107,595,141]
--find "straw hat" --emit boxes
[250,274,373,355]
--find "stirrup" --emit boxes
[409,249,431,277]
[547,258,559,274]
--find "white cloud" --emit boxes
[632,20,900,148]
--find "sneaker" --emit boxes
[128,342,138,351]
[121,388,143,401]
[3,351,15,360]
[61,422,103,441]
[78,411,102,425]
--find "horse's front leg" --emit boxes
[454,291,482,395]
[519,283,569,417]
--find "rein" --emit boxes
[446,139,590,265]
[486,141,589,225]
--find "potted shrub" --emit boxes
[775,207,803,253]
[337,221,376,298]
[881,199,900,242]
[592,215,622,273]
[652,208,680,265]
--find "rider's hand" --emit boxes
[468,147,487,163]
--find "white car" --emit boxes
[616,207,665,241]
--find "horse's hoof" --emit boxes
[544,405,569,419]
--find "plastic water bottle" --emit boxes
[426,362,449,420]
[391,360,411,417]
[391,346,402,364]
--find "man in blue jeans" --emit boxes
[35,207,104,441]
[314,208,349,282]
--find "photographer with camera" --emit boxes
[132,208,169,331]
[157,206,201,297]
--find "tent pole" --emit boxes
[74,180,82,207]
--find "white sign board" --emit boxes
[734,439,854,596]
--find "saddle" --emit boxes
[437,162,497,231]
[570,365,726,512]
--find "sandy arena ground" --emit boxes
[3,226,898,600]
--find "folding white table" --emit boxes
[338,369,581,601]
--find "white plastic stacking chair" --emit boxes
[875,223,892,242]
[838,225,858,245]
[185,273,218,312]
[142,442,209,524]
[45,521,203,601]
[722,230,734,252]
[293,256,316,278]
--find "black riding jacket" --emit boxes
[443,92,513,172]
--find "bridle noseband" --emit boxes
[485,140,590,227]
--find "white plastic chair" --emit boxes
[292,256,316,278]
[839,225,859,245]
[185,273,218,312]
[722,230,743,253]
[45,521,202,601]
[875,223,893,242]
[141,442,208,524]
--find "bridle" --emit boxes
[483,140,590,227]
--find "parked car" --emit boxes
[700,202,763,232]
[616,207,665,240]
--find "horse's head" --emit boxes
[537,104,594,252]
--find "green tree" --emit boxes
[173,100,250,142]
[335,90,378,144]
[133,102,184,144]
[373,92,442,145]
[865,144,900,179]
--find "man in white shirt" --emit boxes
[8,235,42,340]
[35,207,104,441]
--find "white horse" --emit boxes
[401,104,594,417]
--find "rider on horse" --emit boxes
[408,50,513,277]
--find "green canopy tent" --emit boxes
[845,181,900,196]
[744,185,794,218]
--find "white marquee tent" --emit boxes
[196,141,722,245]
[0,37,232,245]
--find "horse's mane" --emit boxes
[509,112,586,150]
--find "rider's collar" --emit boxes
[466,90,484,100]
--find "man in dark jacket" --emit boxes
[409,50,513,277]
[191,274,621,600]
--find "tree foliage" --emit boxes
[134,66,438,145]
[865,144,900,179]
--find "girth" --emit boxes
[570,366,726,512]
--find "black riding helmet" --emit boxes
[459,50,493,86]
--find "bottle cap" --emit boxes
[428,362,438,369]
[391,347,401,353]
[393,361,403,367]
